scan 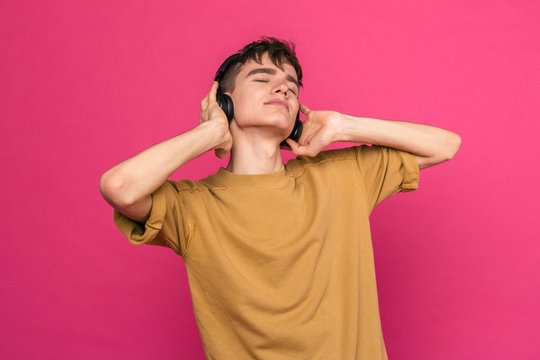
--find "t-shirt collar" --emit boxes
[212,166,289,189]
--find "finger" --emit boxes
[201,97,207,112]
[295,144,318,157]
[209,81,219,104]
[200,110,205,123]
[297,130,311,146]
[200,103,207,123]
[299,103,311,114]
[201,87,211,109]
[285,139,299,153]
[289,138,322,157]
[297,124,317,146]
[286,139,306,156]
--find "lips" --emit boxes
[264,99,289,110]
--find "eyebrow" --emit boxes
[246,68,300,89]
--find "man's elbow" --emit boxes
[444,132,462,160]
[417,132,461,169]
[99,172,130,208]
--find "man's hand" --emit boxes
[285,104,342,157]
[200,81,233,158]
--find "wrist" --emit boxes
[334,113,373,143]
[334,113,355,142]
[199,120,232,151]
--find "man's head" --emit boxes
[217,37,304,142]
[218,37,303,94]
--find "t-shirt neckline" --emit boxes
[212,166,289,189]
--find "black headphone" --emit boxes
[213,53,303,150]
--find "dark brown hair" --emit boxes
[220,36,303,93]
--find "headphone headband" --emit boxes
[214,53,242,83]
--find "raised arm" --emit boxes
[99,82,231,222]
[286,104,461,169]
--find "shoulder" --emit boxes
[166,167,232,193]
[285,145,360,177]
[166,178,213,193]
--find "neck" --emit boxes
[226,134,284,174]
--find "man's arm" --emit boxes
[336,113,461,169]
[286,104,461,169]
[99,82,231,222]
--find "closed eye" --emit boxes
[254,79,297,95]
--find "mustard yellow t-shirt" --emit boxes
[113,144,419,360]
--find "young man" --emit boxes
[100,37,461,359]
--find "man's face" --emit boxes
[226,53,300,139]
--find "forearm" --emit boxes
[335,113,461,160]
[100,121,221,206]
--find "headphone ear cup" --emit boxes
[279,112,303,150]
[288,114,303,142]
[216,92,234,122]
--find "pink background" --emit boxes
[2,0,539,359]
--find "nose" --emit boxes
[271,81,291,97]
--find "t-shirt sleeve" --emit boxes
[354,144,420,211]
[112,180,190,256]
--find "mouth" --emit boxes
[264,100,289,111]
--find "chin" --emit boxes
[241,114,292,132]
[266,115,291,129]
